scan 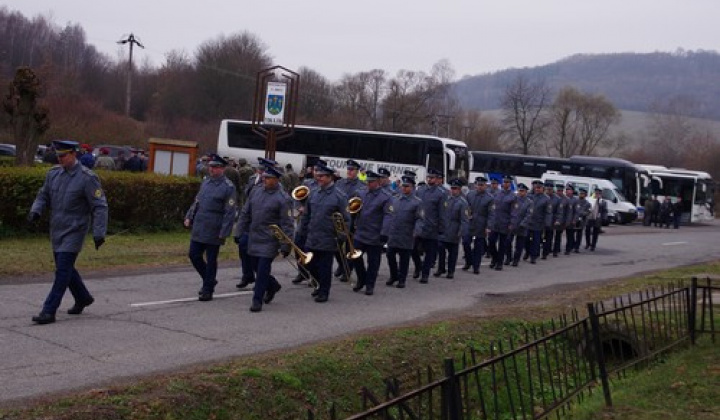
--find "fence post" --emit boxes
[587,303,612,407]
[689,277,698,345]
[443,358,463,420]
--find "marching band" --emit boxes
[216,157,610,312]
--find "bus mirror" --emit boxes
[613,197,618,204]
[702,183,707,193]
[640,174,649,188]
[652,176,663,189]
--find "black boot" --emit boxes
[32,312,56,325]
[67,297,94,315]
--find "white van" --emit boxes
[541,172,638,224]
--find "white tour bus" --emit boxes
[541,172,638,225]
[217,120,470,182]
[636,165,715,224]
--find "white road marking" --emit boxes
[130,291,253,307]
[662,241,688,246]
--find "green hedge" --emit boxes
[0,167,201,236]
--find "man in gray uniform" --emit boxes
[334,159,365,281]
[297,163,349,303]
[506,183,532,267]
[552,183,568,257]
[236,157,277,289]
[564,185,578,255]
[435,178,470,279]
[351,170,393,295]
[237,166,293,312]
[526,180,553,264]
[542,181,560,259]
[415,168,447,283]
[28,140,108,324]
[377,167,394,195]
[573,188,592,253]
[385,176,423,288]
[465,176,493,274]
[185,154,237,301]
[488,175,515,271]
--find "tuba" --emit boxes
[269,224,313,265]
[332,212,363,260]
[291,185,310,201]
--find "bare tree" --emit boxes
[455,109,502,151]
[500,74,551,154]
[296,66,335,125]
[193,32,272,120]
[2,67,49,166]
[547,86,620,156]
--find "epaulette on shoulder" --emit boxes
[79,165,99,178]
[224,178,234,188]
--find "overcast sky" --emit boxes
[6,0,719,81]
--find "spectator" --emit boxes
[672,197,683,229]
[124,150,144,172]
[94,148,116,170]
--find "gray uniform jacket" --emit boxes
[336,177,365,198]
[439,195,470,244]
[468,191,494,238]
[488,189,515,234]
[386,193,423,250]
[353,187,392,246]
[298,182,349,252]
[528,192,554,231]
[564,196,578,227]
[574,198,592,229]
[549,194,563,228]
[31,162,108,253]
[510,195,533,236]
[416,185,447,240]
[186,175,237,245]
[237,185,294,259]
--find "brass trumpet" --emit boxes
[331,212,363,260]
[291,185,310,201]
[269,224,313,265]
[347,196,363,214]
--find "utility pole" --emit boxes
[117,33,144,117]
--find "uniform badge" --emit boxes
[287,209,292,217]
[94,189,102,198]
[444,201,448,207]
[228,199,235,206]
[465,208,470,218]
[419,209,425,218]
[388,205,394,213]
[513,203,518,209]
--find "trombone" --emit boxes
[269,224,318,289]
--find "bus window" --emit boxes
[427,141,444,174]
[325,132,359,157]
[389,138,424,165]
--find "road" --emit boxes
[1,221,718,406]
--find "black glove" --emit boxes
[94,236,105,250]
[27,212,40,223]
[379,235,388,244]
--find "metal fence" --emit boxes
[309,277,718,420]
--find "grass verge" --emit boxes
[0,263,718,419]
[0,231,237,278]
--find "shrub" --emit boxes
[0,167,202,236]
